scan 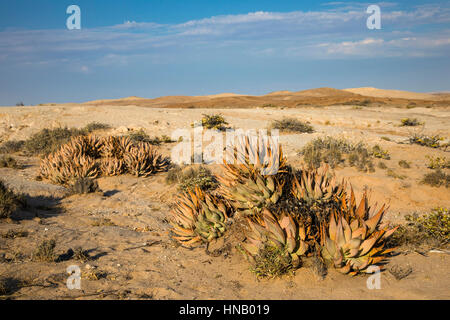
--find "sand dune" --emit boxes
[344,87,438,100]
[78,87,450,110]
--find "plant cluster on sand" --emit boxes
[299,137,390,172]
[170,136,397,278]
[39,135,170,186]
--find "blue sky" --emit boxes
[0,0,449,105]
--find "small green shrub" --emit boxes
[249,245,294,279]
[389,208,449,249]
[0,180,25,219]
[24,127,85,156]
[425,155,450,169]
[381,136,391,142]
[371,145,390,160]
[300,137,353,169]
[421,169,450,188]
[400,118,422,127]
[127,130,174,145]
[192,114,229,131]
[409,133,443,148]
[167,166,218,192]
[270,118,314,134]
[83,122,111,132]
[411,208,449,242]
[348,145,375,172]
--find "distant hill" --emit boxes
[81,87,449,109]
[343,87,439,100]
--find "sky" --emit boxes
[0,0,449,105]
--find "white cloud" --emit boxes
[0,4,448,70]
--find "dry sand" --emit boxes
[0,89,449,300]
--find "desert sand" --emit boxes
[0,88,449,300]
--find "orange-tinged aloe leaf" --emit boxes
[366,205,386,233]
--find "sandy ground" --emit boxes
[0,103,449,300]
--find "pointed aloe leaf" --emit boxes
[360,236,378,256]
[366,205,386,233]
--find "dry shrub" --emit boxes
[32,239,57,262]
[0,156,19,169]
[270,118,314,133]
[388,208,449,250]
[166,165,218,192]
[300,137,378,172]
[0,180,26,219]
[421,169,450,188]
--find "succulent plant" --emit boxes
[59,135,103,159]
[217,135,287,217]
[241,209,309,268]
[100,136,133,159]
[219,134,287,184]
[100,157,125,176]
[321,190,397,275]
[124,142,170,177]
[291,164,345,206]
[222,172,284,217]
[170,187,230,247]
[39,152,100,185]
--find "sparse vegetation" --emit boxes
[127,129,175,145]
[371,145,390,160]
[421,169,450,188]
[348,146,375,172]
[83,122,111,132]
[0,180,25,219]
[400,118,422,127]
[1,229,28,239]
[409,133,443,149]
[167,165,218,192]
[0,156,19,169]
[0,140,24,154]
[6,123,114,156]
[270,118,314,134]
[398,160,411,169]
[249,245,294,279]
[388,208,449,249]
[425,155,450,169]
[73,247,90,262]
[32,239,57,262]
[387,169,406,180]
[381,136,391,142]
[82,269,107,281]
[192,114,229,131]
[24,127,86,156]
[378,161,388,169]
[90,218,116,227]
[70,177,101,195]
[300,137,380,172]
